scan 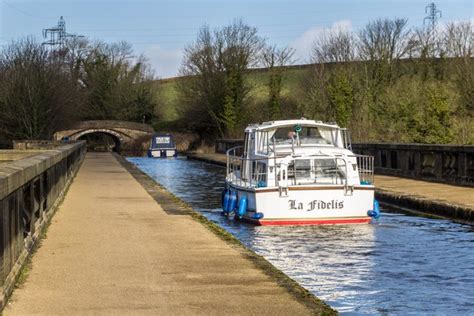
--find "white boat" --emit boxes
[222,119,379,226]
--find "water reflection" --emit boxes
[128,157,474,315]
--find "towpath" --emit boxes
[187,153,474,221]
[5,152,328,315]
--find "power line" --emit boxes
[424,2,442,31]
[1,0,56,19]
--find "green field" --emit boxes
[152,60,473,145]
[153,65,311,122]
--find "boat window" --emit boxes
[287,158,345,185]
[271,126,331,145]
[256,131,269,154]
[294,159,311,179]
[155,136,170,144]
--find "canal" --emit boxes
[128,157,474,315]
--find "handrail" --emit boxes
[226,150,375,189]
[350,154,374,184]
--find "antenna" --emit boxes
[423,3,442,31]
[42,16,84,48]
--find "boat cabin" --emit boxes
[227,119,373,191]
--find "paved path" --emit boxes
[187,153,474,216]
[374,175,473,210]
[5,153,314,315]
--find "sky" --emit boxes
[1,0,473,78]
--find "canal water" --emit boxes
[128,157,474,315]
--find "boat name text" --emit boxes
[288,199,344,211]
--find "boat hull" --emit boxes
[245,217,371,226]
[227,183,374,226]
[147,148,177,158]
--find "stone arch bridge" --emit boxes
[54,120,154,152]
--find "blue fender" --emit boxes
[367,199,381,219]
[252,212,264,220]
[237,195,248,218]
[223,189,231,213]
[227,190,237,213]
[221,188,227,212]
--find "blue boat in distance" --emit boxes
[147,133,177,158]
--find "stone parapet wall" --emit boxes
[0,150,46,161]
[0,141,86,309]
[352,143,474,187]
[12,140,66,150]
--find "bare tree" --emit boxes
[407,27,446,80]
[179,20,264,137]
[357,17,413,108]
[410,27,441,59]
[63,37,91,79]
[262,45,295,119]
[443,21,473,58]
[0,37,80,140]
[312,28,355,63]
[443,21,474,113]
[358,18,412,62]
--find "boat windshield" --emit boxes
[271,126,332,145]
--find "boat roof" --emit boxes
[245,119,340,132]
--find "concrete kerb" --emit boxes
[375,190,474,224]
[113,153,337,315]
[0,147,86,312]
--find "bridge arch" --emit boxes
[75,129,124,152]
[54,120,154,153]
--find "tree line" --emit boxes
[177,18,473,144]
[0,37,156,145]
[0,17,472,146]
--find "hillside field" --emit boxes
[152,65,310,122]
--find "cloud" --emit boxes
[144,45,183,79]
[290,20,353,64]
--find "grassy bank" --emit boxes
[152,59,473,145]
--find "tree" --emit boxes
[409,27,445,80]
[76,41,156,123]
[179,20,264,137]
[312,28,355,63]
[415,83,456,144]
[358,18,412,88]
[261,45,295,120]
[302,27,357,128]
[0,37,80,140]
[326,71,354,127]
[443,21,474,113]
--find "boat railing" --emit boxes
[352,154,374,184]
[226,147,374,189]
[226,146,269,188]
